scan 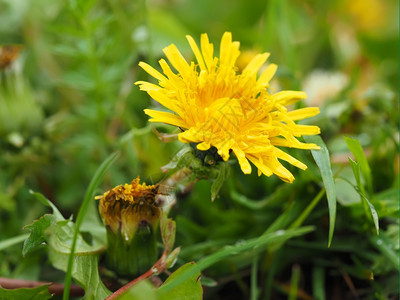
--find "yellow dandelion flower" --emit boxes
[135,32,321,183]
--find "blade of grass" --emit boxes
[250,255,259,300]
[0,234,30,251]
[344,136,373,195]
[312,266,325,300]
[289,264,300,300]
[304,135,336,247]
[263,250,281,300]
[63,152,119,300]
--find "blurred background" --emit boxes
[0,0,398,299]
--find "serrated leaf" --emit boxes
[22,214,53,256]
[157,262,203,300]
[304,135,337,247]
[29,191,64,222]
[0,284,52,300]
[344,136,373,195]
[48,220,111,299]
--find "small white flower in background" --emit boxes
[303,70,348,107]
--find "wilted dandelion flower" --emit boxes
[98,177,160,242]
[97,177,161,275]
[136,32,321,183]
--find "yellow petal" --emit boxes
[220,32,240,69]
[144,109,187,128]
[269,159,295,183]
[163,44,191,77]
[215,142,229,161]
[243,53,270,75]
[135,81,161,91]
[273,148,307,170]
[232,146,252,174]
[146,90,183,115]
[257,63,277,86]
[197,142,211,151]
[178,128,202,144]
[138,61,167,82]
[270,137,320,150]
[287,107,320,121]
[186,35,206,71]
[247,155,273,177]
[200,33,214,71]
[294,125,321,136]
[274,91,307,105]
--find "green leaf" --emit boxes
[29,191,64,222]
[348,158,379,235]
[348,158,365,194]
[304,135,337,247]
[160,226,314,293]
[119,263,202,300]
[157,262,203,300]
[49,220,111,299]
[63,151,118,300]
[22,214,53,256]
[344,136,373,195]
[0,284,52,300]
[119,280,157,300]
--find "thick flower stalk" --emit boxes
[136,32,321,183]
[97,177,161,276]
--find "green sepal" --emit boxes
[105,222,159,277]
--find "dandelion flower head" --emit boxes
[136,32,321,183]
[97,177,160,241]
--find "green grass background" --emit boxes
[0,0,398,299]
